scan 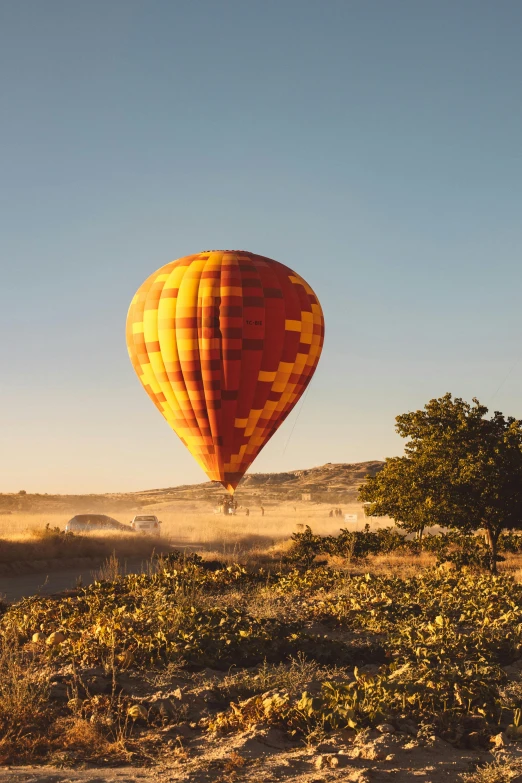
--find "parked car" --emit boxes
[130,515,162,535]
[65,514,126,533]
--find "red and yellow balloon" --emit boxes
[126,250,325,493]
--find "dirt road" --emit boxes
[0,540,204,603]
[0,559,147,603]
[0,769,166,783]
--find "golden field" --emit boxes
[2,502,522,583]
[0,501,388,567]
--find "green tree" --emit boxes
[359,394,522,571]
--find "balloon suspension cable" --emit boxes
[488,359,521,407]
[282,384,311,456]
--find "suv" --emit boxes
[130,515,162,535]
[65,514,125,533]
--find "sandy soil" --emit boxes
[0,558,149,603]
[1,733,520,783]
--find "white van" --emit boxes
[130,515,162,535]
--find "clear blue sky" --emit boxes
[1,1,521,493]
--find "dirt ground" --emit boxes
[3,504,522,781]
[0,558,150,603]
[1,734,521,783]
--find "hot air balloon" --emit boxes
[126,250,324,493]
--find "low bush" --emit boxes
[286,525,522,570]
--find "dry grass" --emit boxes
[50,715,131,764]
[0,527,163,567]
[0,502,386,539]
[5,502,522,580]
[0,512,71,536]
[155,501,383,550]
[0,632,52,762]
[0,502,386,572]
[460,760,522,782]
[0,632,135,765]
[359,551,437,575]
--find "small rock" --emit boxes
[32,632,46,644]
[329,756,339,768]
[376,723,396,734]
[46,631,66,646]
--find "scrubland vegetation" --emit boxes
[0,525,163,570]
[0,503,369,578]
[1,541,522,780]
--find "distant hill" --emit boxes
[0,461,384,513]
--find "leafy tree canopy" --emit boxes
[358,394,522,570]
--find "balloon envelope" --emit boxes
[126,250,325,492]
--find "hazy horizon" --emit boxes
[3,457,386,497]
[2,1,522,493]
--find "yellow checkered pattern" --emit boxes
[126,250,324,492]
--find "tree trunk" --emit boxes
[484,526,499,574]
[417,527,424,549]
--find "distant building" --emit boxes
[302,492,312,501]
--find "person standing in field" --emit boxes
[245,508,250,516]
[260,506,265,516]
